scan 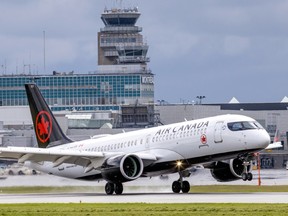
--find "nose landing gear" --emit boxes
[241,160,253,181]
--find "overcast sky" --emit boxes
[1,0,288,103]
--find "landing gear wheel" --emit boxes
[172,181,181,193]
[181,181,190,193]
[115,183,123,195]
[247,172,253,181]
[242,173,248,181]
[105,182,115,195]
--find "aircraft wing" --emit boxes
[0,146,108,169]
[264,129,283,150]
[265,142,283,150]
[0,146,157,173]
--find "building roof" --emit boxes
[207,103,288,111]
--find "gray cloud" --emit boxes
[0,0,288,103]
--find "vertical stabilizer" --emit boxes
[25,83,72,148]
[273,129,280,143]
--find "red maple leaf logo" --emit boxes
[35,111,52,143]
[37,116,50,136]
[201,134,207,144]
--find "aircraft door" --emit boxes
[214,121,224,143]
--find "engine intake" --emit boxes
[210,158,252,182]
[101,154,144,183]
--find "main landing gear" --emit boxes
[241,160,253,181]
[172,171,190,193]
[105,182,123,195]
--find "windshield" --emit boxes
[227,121,263,131]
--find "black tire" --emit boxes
[242,173,248,181]
[247,172,253,181]
[18,170,25,175]
[172,181,181,193]
[8,170,14,175]
[181,181,190,193]
[115,183,123,195]
[105,182,115,195]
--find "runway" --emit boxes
[1,192,288,204]
[1,169,288,203]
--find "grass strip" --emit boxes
[1,203,288,216]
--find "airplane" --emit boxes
[265,129,282,150]
[0,83,275,195]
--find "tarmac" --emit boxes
[0,169,288,203]
[1,192,288,204]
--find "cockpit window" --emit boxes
[228,121,262,131]
[253,121,264,129]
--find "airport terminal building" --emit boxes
[0,70,154,111]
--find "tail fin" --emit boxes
[25,83,72,148]
[273,129,280,143]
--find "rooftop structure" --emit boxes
[98,7,149,66]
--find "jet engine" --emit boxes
[101,154,144,183]
[210,158,252,182]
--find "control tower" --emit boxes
[96,5,156,127]
[98,7,150,67]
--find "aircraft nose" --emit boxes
[259,130,271,148]
[248,130,271,149]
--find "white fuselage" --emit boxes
[27,114,270,180]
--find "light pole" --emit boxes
[196,96,206,104]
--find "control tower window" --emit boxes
[105,18,137,26]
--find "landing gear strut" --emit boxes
[105,182,123,195]
[241,160,253,181]
[172,171,190,193]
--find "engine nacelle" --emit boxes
[210,158,252,182]
[101,154,144,183]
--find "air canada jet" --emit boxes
[0,84,276,194]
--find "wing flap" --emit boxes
[0,147,108,168]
